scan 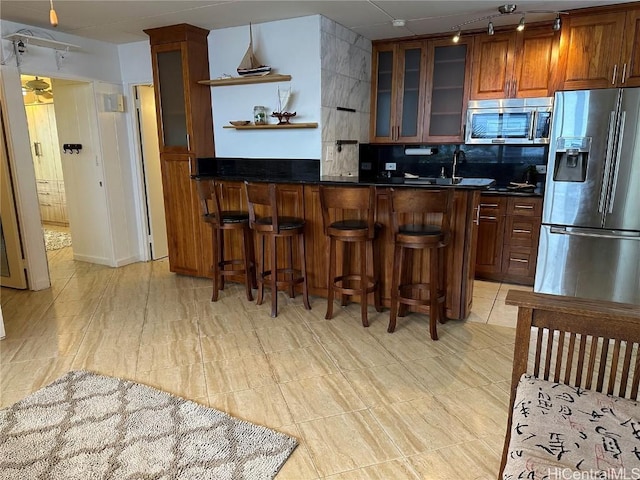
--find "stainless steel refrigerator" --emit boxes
[535,88,640,305]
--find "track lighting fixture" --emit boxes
[451,4,566,42]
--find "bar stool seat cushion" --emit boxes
[204,211,250,224]
[255,216,305,230]
[398,224,443,236]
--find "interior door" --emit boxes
[137,85,168,259]
[0,99,28,289]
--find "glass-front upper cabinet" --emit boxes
[425,38,473,143]
[371,41,427,143]
[152,43,189,153]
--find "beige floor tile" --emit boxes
[297,410,402,477]
[203,354,276,394]
[72,350,138,380]
[31,314,94,336]
[87,308,146,333]
[466,296,495,323]
[200,330,263,362]
[7,331,85,362]
[325,459,420,480]
[0,338,24,364]
[438,383,510,438]
[407,439,501,479]
[307,319,378,346]
[371,320,454,362]
[462,344,514,383]
[42,297,100,319]
[280,373,365,422]
[370,397,476,455]
[436,321,504,352]
[276,424,321,480]
[0,356,74,392]
[342,363,431,407]
[75,328,141,358]
[0,388,32,408]
[208,384,293,429]
[196,305,255,336]
[95,294,148,314]
[473,280,501,300]
[267,344,337,383]
[487,303,519,328]
[323,338,397,371]
[255,323,317,353]
[145,298,198,324]
[135,364,207,399]
[497,283,532,300]
[401,354,493,395]
[137,337,202,371]
[140,318,199,345]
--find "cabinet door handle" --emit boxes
[186,134,191,151]
[479,215,497,220]
[612,64,618,85]
[188,157,193,176]
[34,142,43,157]
[514,204,534,210]
[621,63,627,84]
[480,203,499,208]
[510,258,529,264]
[513,229,531,234]
[512,79,517,97]
[474,205,480,225]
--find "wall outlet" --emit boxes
[385,162,396,171]
[535,164,547,174]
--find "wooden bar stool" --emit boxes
[319,185,382,327]
[388,188,453,340]
[196,179,256,302]
[244,182,311,317]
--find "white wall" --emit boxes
[209,16,322,159]
[0,20,143,287]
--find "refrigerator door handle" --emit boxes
[598,111,618,213]
[550,226,640,241]
[607,111,626,214]
[528,111,537,141]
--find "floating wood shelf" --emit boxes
[199,74,292,87]
[223,122,318,130]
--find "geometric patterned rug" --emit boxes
[0,370,298,479]
[44,229,72,251]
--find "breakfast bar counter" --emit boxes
[193,158,489,320]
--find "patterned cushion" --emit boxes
[503,374,640,479]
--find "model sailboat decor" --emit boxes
[271,86,296,124]
[237,23,272,77]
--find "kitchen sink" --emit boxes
[403,177,495,187]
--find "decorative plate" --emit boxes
[229,120,251,126]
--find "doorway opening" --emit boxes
[21,74,72,258]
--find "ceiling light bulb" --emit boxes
[392,19,406,28]
[49,0,58,27]
[517,16,525,31]
[552,14,562,31]
[487,21,495,35]
[453,29,461,43]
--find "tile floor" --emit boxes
[0,246,532,479]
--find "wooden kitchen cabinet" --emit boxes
[424,38,472,143]
[475,194,542,285]
[371,41,427,143]
[558,8,640,89]
[371,37,471,144]
[470,28,559,99]
[145,24,215,277]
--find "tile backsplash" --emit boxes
[359,144,548,186]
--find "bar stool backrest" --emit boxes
[196,179,223,226]
[390,188,454,241]
[319,185,376,239]
[244,182,281,233]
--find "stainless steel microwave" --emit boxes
[465,97,553,145]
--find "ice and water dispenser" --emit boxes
[553,137,592,182]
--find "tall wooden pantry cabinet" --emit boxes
[144,24,215,277]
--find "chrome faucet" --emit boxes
[452,146,466,183]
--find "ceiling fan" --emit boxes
[23,77,53,101]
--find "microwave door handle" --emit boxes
[528,111,537,141]
[608,111,626,214]
[598,111,618,213]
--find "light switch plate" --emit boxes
[536,165,547,174]
[385,162,396,171]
